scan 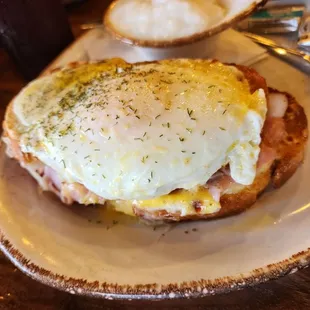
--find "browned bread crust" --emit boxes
[2,60,308,223]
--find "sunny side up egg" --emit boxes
[12,59,267,216]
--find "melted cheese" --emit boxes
[109,187,220,217]
[135,187,220,215]
[12,59,267,206]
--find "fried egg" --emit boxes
[12,59,267,215]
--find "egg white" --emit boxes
[13,59,267,206]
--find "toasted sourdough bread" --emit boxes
[2,60,308,222]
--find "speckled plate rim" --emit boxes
[1,23,310,301]
[0,232,309,300]
[103,0,268,48]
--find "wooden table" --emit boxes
[1,1,310,309]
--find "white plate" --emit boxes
[0,30,309,300]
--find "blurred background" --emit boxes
[0,0,309,82]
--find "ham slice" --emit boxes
[41,166,105,205]
[268,93,288,118]
[263,92,288,145]
[262,117,287,146]
[257,143,277,170]
[206,174,234,201]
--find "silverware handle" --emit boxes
[277,46,308,58]
[266,46,310,74]
[243,33,310,74]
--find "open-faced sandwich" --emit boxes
[2,59,308,222]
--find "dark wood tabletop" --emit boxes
[1,1,310,309]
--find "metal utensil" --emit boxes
[237,5,305,34]
[298,13,310,51]
[243,32,310,74]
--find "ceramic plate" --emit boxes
[0,30,309,300]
